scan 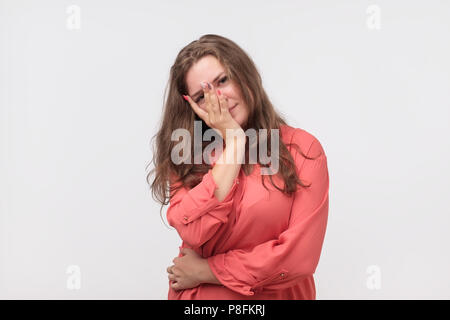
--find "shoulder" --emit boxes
[280,124,326,159]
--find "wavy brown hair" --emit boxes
[146,34,316,213]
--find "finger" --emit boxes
[207,82,221,115]
[183,94,208,120]
[180,248,193,256]
[168,273,177,281]
[201,82,213,115]
[171,267,180,276]
[171,281,181,291]
[217,89,229,113]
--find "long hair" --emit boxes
[146,34,316,214]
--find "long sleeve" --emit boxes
[206,134,329,296]
[167,168,240,249]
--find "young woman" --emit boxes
[148,34,329,300]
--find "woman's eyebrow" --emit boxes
[190,72,225,99]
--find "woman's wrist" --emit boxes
[224,127,246,143]
[198,258,222,285]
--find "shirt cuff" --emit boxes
[179,168,240,225]
[207,254,256,296]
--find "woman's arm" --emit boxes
[199,257,222,285]
[206,137,329,296]
[167,83,246,249]
[169,134,329,295]
[211,132,246,201]
[167,134,246,249]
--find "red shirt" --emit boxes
[167,124,329,299]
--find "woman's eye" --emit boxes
[195,77,227,102]
[219,76,228,84]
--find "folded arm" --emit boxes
[206,136,330,296]
[167,134,246,248]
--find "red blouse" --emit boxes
[167,124,329,299]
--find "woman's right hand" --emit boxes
[183,81,243,141]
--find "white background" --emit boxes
[1,0,449,299]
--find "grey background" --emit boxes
[1,0,449,299]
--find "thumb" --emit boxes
[181,247,198,257]
[180,248,191,256]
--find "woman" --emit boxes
[148,34,329,299]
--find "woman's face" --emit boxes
[185,55,250,128]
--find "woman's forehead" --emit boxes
[188,59,222,75]
[185,57,226,94]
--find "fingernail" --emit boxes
[217,89,221,95]
[182,95,189,101]
[200,82,206,89]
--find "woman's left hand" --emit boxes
[167,248,208,291]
